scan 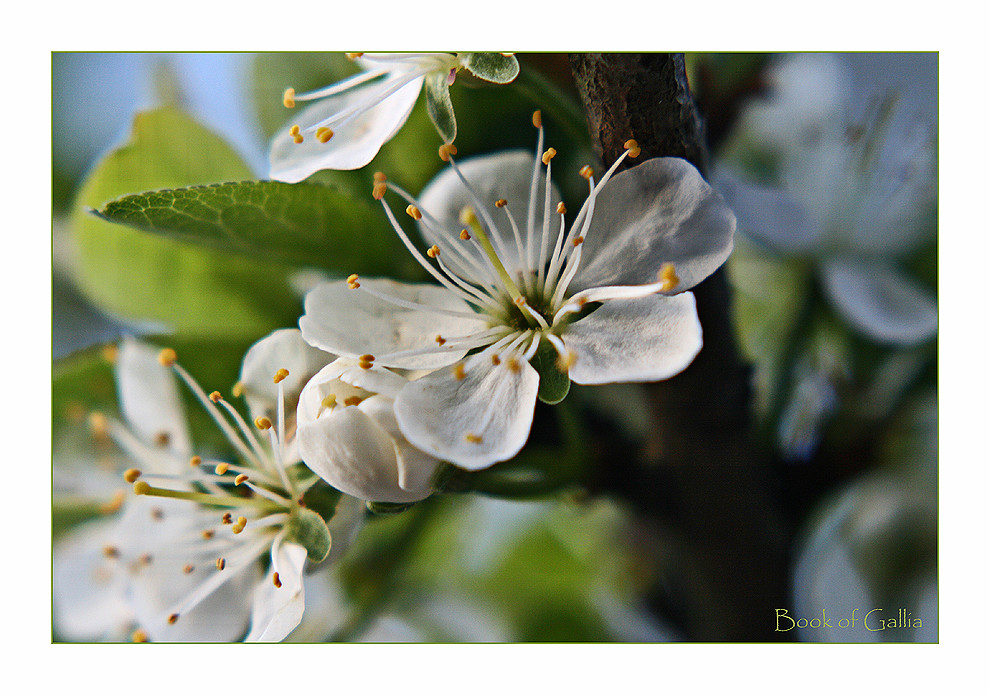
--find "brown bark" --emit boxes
[569,53,790,641]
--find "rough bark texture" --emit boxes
[570,53,790,641]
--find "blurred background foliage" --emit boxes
[52,52,937,642]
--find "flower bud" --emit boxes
[296,359,441,503]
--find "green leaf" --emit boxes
[424,72,457,144]
[94,179,407,276]
[285,507,333,563]
[460,53,520,84]
[70,107,303,338]
[530,338,571,405]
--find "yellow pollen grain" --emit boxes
[542,148,557,165]
[572,236,584,247]
[154,431,171,447]
[343,396,363,407]
[624,139,641,158]
[293,133,304,145]
[101,343,119,364]
[659,262,680,292]
[316,127,334,144]
[190,455,203,467]
[274,368,290,384]
[289,124,300,136]
[514,296,527,306]
[465,433,483,444]
[427,245,440,258]
[579,165,594,179]
[216,557,226,571]
[133,481,151,496]
[123,469,141,483]
[158,348,177,367]
[507,357,521,373]
[452,363,466,381]
[215,462,230,475]
[201,530,215,540]
[255,416,273,431]
[406,204,423,220]
[491,354,501,366]
[210,391,223,403]
[495,198,507,208]
[132,629,149,643]
[273,572,282,588]
[232,381,245,398]
[459,229,471,240]
[168,613,180,625]
[222,512,233,525]
[557,202,567,215]
[532,110,542,129]
[435,334,446,346]
[183,564,195,574]
[282,88,296,108]
[234,474,249,486]
[347,273,361,289]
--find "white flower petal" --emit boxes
[820,258,937,346]
[299,279,490,370]
[394,350,540,470]
[712,169,822,255]
[572,157,735,295]
[417,150,561,280]
[358,395,441,495]
[239,328,333,420]
[245,543,308,642]
[117,337,192,462]
[563,292,702,384]
[270,75,424,182]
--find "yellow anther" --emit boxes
[347,273,361,289]
[190,455,202,467]
[273,572,283,588]
[316,126,334,144]
[360,354,375,363]
[289,124,300,136]
[168,613,180,625]
[210,391,223,403]
[123,468,142,483]
[506,357,521,373]
[372,181,388,200]
[373,171,387,183]
[465,433,483,444]
[157,348,177,367]
[101,343,119,364]
[273,368,290,384]
[406,204,423,220]
[439,143,458,161]
[658,262,680,292]
[557,202,567,215]
[232,516,247,533]
[103,545,120,559]
[343,396,363,407]
[216,557,226,571]
[579,165,594,179]
[132,629,149,643]
[435,334,446,346]
[222,512,233,525]
[99,490,126,515]
[282,88,296,108]
[154,431,171,447]
[452,363,466,381]
[491,354,501,366]
[542,148,557,165]
[495,198,507,208]
[215,462,230,475]
[514,296,527,307]
[232,381,245,398]
[358,360,373,370]
[183,564,195,574]
[345,52,364,60]
[321,393,337,411]
[133,481,151,496]
[255,416,273,431]
[532,110,542,129]
[459,229,471,241]
[201,530,215,540]
[293,134,304,144]
[459,206,478,226]
[572,235,585,247]
[234,474,248,486]
[624,139,641,158]
[427,245,440,258]
[88,412,109,438]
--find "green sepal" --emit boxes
[425,71,457,144]
[299,479,344,523]
[460,53,520,84]
[531,338,571,405]
[284,507,333,563]
[366,500,417,515]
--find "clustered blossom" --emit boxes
[53,333,364,642]
[297,112,736,472]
